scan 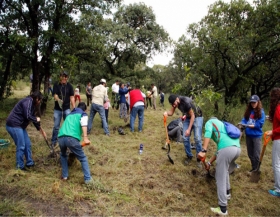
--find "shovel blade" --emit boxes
[168,154,174,164]
[250,170,261,183]
[167,144,174,164]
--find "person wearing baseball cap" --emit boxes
[250,95,260,103]
[51,71,75,148]
[240,94,265,173]
[87,78,110,136]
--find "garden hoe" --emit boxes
[163,116,174,164]
[250,131,271,183]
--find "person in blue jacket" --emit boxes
[241,95,265,172]
[119,82,130,122]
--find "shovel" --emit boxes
[250,131,271,183]
[198,156,215,178]
[40,127,57,161]
[163,116,174,164]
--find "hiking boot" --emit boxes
[26,164,35,169]
[268,189,280,197]
[210,207,228,216]
[184,157,192,165]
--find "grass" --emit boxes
[0,86,279,216]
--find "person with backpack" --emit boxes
[164,94,203,168]
[198,117,241,216]
[266,88,280,197]
[167,118,183,143]
[240,95,265,172]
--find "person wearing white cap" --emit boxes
[87,79,110,136]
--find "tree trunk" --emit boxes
[0,54,13,100]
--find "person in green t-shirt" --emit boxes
[198,117,241,216]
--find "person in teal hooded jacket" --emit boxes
[241,95,265,172]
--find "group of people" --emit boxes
[5,71,280,215]
[163,91,280,215]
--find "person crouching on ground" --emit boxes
[58,102,93,184]
[198,117,241,216]
[6,91,43,170]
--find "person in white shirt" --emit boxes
[74,85,81,103]
[150,83,158,110]
[111,79,120,110]
[87,79,110,136]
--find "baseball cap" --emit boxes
[250,95,260,103]
[100,78,106,83]
[60,71,68,76]
[168,94,178,105]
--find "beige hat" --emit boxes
[100,78,106,83]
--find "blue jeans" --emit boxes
[6,125,34,169]
[58,136,92,182]
[183,117,203,158]
[51,109,71,144]
[87,103,109,135]
[130,105,144,132]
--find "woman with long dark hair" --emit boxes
[240,95,265,172]
[6,91,43,170]
[267,88,280,197]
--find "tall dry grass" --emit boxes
[0,87,278,216]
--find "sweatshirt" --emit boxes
[241,109,265,138]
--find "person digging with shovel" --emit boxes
[58,102,93,185]
[266,87,280,197]
[198,117,241,216]
[6,91,43,171]
[164,94,203,168]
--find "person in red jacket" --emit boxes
[267,87,280,197]
[127,85,146,132]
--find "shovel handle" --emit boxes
[264,131,272,146]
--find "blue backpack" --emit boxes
[223,121,241,138]
[212,121,241,141]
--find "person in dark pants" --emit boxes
[86,82,92,107]
[240,95,265,172]
[111,79,120,110]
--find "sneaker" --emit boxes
[227,194,231,200]
[61,177,68,181]
[210,207,228,216]
[196,162,202,169]
[26,164,35,169]
[268,189,280,197]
